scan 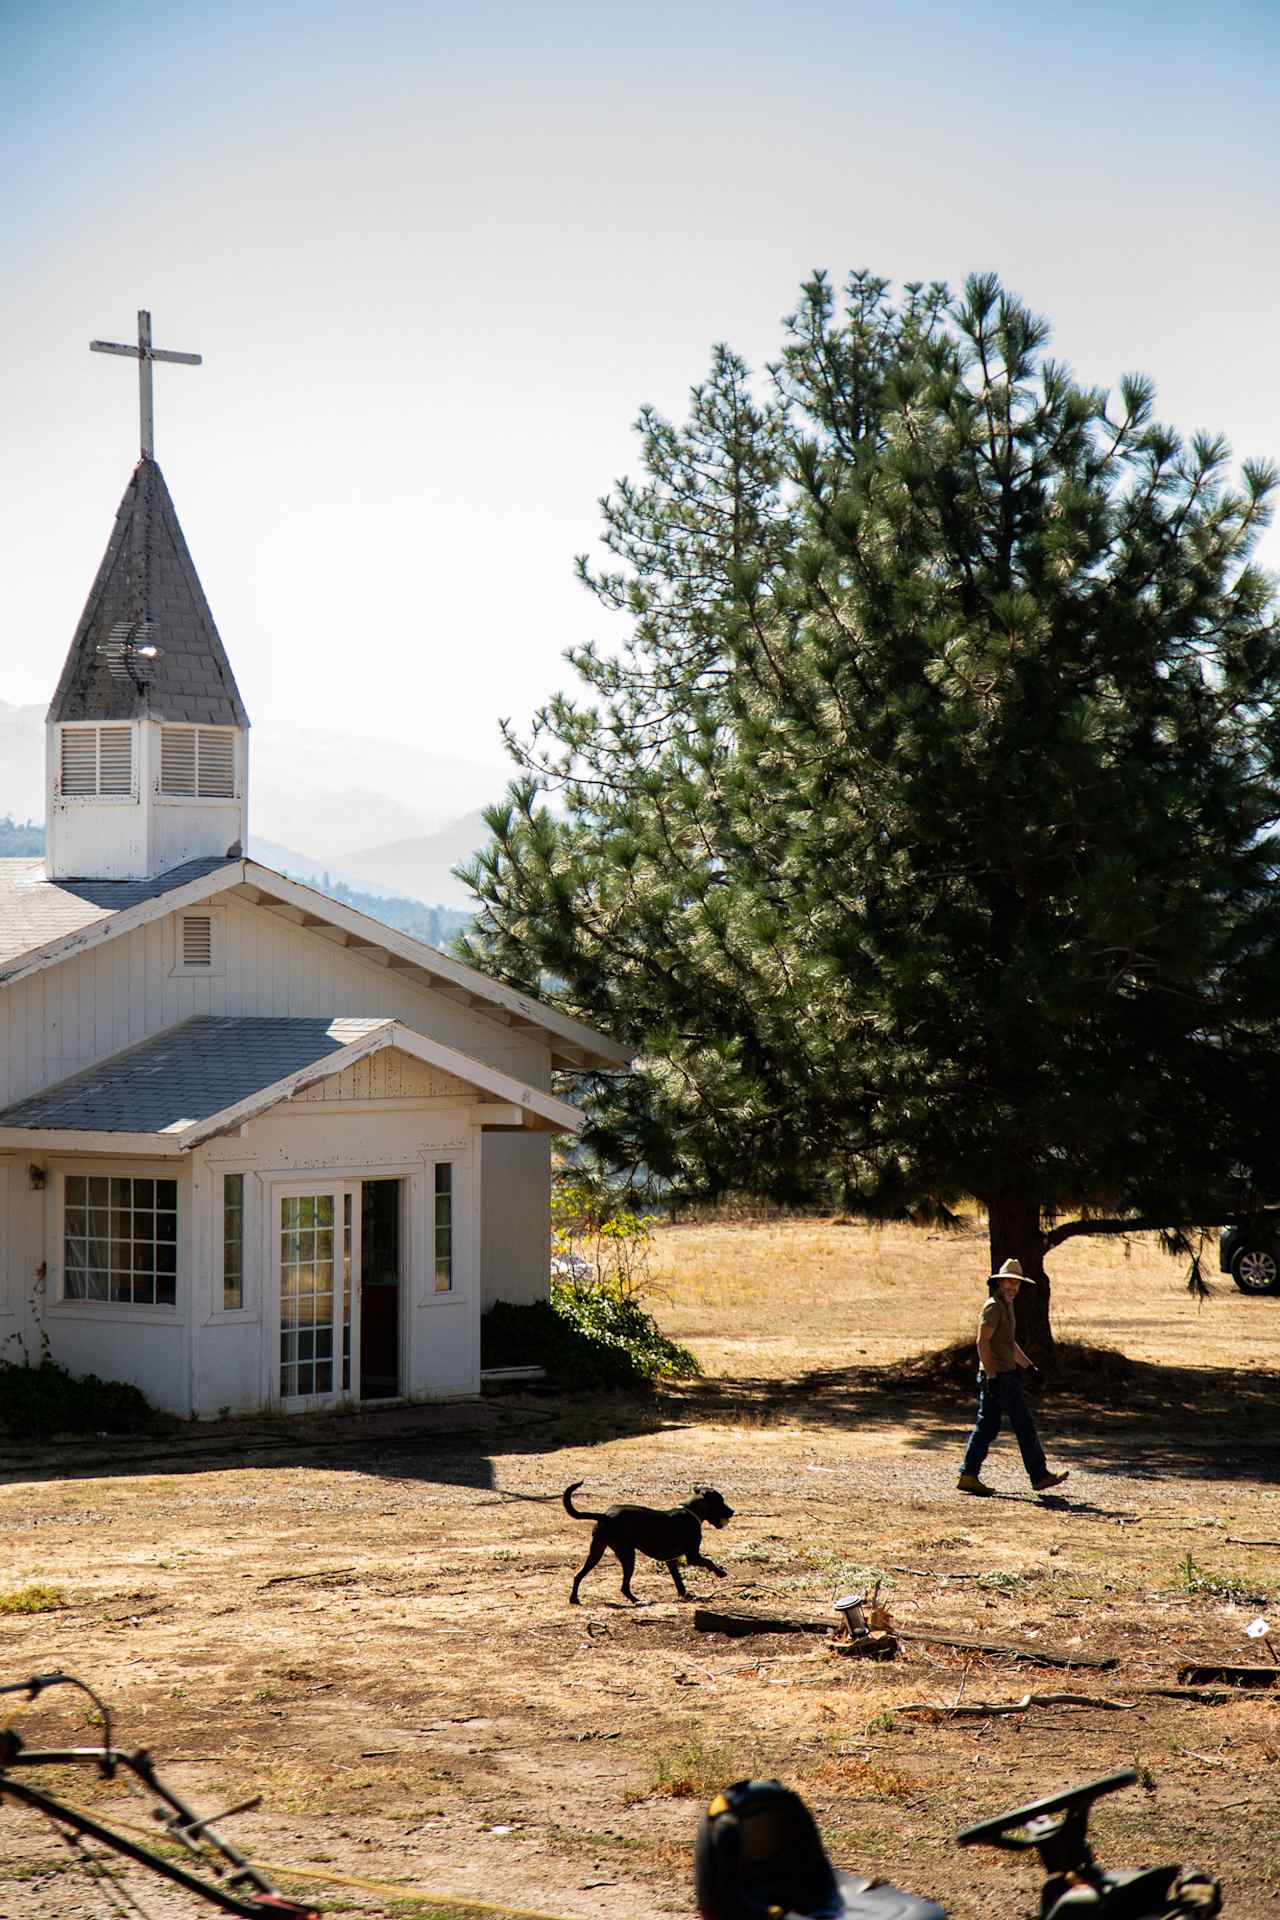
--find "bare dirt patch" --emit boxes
[1,1221,1278,1918]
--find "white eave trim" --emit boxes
[0,1129,183,1156]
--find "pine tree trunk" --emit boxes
[986,1189,1053,1360]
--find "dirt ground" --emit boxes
[2,1218,1280,1920]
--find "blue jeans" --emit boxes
[962,1369,1047,1484]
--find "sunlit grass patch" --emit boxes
[0,1583,67,1614]
[634,1731,748,1801]
[799,1751,915,1800]
[1176,1552,1272,1608]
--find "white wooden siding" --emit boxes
[0,895,550,1110]
[296,1051,473,1103]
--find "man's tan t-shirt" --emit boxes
[978,1294,1017,1371]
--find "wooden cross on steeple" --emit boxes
[90,310,202,459]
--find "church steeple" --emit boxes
[48,457,248,732]
[45,313,249,882]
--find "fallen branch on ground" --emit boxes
[1140,1686,1237,1703]
[261,1566,357,1587]
[897,1692,1135,1718]
[887,1566,983,1581]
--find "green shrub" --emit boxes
[482,1285,700,1389]
[0,1584,67,1615]
[0,1359,158,1439]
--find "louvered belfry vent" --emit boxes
[60,725,133,797]
[161,726,235,799]
[182,914,213,967]
[60,729,98,796]
[195,728,235,798]
[160,727,197,795]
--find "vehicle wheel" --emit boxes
[1231,1244,1280,1295]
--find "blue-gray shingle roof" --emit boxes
[48,457,250,728]
[0,1016,389,1135]
[0,856,236,970]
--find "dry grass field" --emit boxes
[649,1213,1272,1378]
[1,1218,1279,1920]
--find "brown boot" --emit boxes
[957,1472,993,1497]
[1032,1470,1069,1492]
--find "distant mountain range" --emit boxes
[0,701,509,910]
[248,808,491,910]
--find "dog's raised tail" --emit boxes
[562,1481,603,1522]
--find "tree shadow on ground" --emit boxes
[0,1391,685,1492]
[657,1343,1280,1484]
[3,1349,1274,1493]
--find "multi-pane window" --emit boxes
[279,1195,335,1397]
[64,1176,177,1305]
[222,1174,244,1310]
[160,727,236,799]
[434,1163,453,1292]
[60,726,133,797]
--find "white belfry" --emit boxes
[90,310,202,459]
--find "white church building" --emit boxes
[0,324,626,1418]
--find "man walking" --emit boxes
[958,1258,1069,1497]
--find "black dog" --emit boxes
[563,1482,735,1605]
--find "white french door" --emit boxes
[272,1183,361,1410]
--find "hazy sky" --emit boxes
[3,0,1278,782]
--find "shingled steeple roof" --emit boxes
[48,457,249,727]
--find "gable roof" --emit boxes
[0,856,236,969]
[0,856,630,1071]
[48,457,249,728]
[0,1015,585,1149]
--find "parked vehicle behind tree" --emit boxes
[1219,1219,1280,1294]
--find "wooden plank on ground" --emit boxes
[693,1607,832,1637]
[1177,1663,1280,1687]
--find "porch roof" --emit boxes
[0,1015,584,1150]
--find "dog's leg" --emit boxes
[616,1544,639,1603]
[569,1531,609,1605]
[665,1559,690,1598]
[689,1554,726,1578]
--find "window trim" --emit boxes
[207,1163,259,1323]
[432,1160,454,1294]
[169,906,225,978]
[417,1156,465,1307]
[222,1170,245,1313]
[48,1162,183,1322]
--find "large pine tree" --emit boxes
[460,272,1280,1349]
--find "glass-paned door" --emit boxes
[275,1186,360,1407]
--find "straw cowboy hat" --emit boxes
[989,1257,1037,1286]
